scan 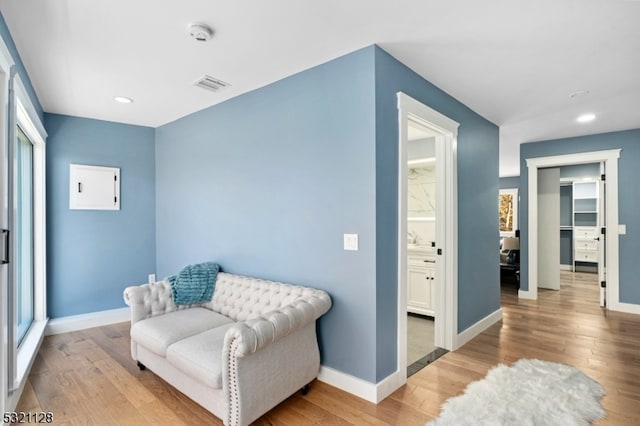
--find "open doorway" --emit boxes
[405,121,447,375]
[523,150,621,311]
[530,164,603,300]
[396,92,458,383]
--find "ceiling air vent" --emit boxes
[193,75,230,92]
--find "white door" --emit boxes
[538,168,560,290]
[598,163,606,307]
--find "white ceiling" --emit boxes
[2,0,639,176]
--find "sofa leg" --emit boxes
[137,361,146,371]
[301,383,311,396]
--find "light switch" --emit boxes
[619,224,626,235]
[344,234,359,251]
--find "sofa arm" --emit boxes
[223,291,331,357]
[222,291,330,426]
[123,281,179,324]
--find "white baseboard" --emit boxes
[318,365,404,403]
[560,264,573,271]
[318,366,377,403]
[518,289,537,299]
[319,308,506,401]
[609,301,640,315]
[454,307,503,349]
[374,370,405,402]
[46,307,130,335]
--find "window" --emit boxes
[0,32,47,414]
[16,126,34,345]
[6,74,47,408]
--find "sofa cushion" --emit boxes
[130,308,232,357]
[166,323,236,389]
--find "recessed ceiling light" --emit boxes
[114,96,133,104]
[577,113,595,123]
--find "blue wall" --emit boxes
[46,114,156,317]
[519,129,640,304]
[156,45,500,383]
[500,163,599,191]
[156,47,378,381]
[500,176,519,189]
[373,47,500,379]
[561,163,599,179]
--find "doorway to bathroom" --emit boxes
[405,124,445,375]
[396,92,459,382]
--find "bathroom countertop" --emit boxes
[407,245,435,255]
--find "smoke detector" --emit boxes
[188,23,213,42]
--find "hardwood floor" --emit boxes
[17,271,640,425]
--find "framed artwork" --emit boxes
[499,188,518,237]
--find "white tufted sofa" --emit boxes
[123,272,331,426]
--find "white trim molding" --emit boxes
[525,150,624,312]
[611,302,640,316]
[321,303,500,404]
[396,92,459,390]
[0,31,16,417]
[46,307,130,336]
[7,74,48,397]
[317,366,404,403]
[454,308,503,349]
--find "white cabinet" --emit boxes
[69,164,120,210]
[407,252,435,316]
[572,181,598,270]
[574,226,598,263]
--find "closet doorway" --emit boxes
[537,164,604,297]
[524,150,621,311]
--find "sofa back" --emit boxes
[208,272,326,322]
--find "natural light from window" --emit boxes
[16,126,34,345]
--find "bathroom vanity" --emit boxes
[407,245,436,317]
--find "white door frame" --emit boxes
[522,149,638,314]
[598,162,606,307]
[396,92,459,385]
[0,34,15,417]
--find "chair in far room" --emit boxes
[500,236,520,289]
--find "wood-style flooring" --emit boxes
[16,271,640,425]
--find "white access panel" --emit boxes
[69,164,120,210]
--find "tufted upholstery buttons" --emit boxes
[124,273,330,327]
[123,280,207,324]
[209,273,325,323]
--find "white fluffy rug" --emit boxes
[427,359,606,426]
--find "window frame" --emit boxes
[15,125,35,345]
[6,74,47,408]
[0,30,14,417]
